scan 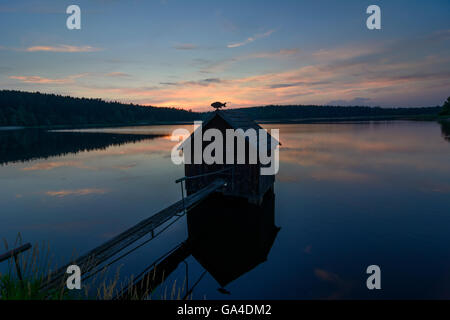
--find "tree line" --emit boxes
[0,90,199,127]
[0,90,446,127]
[233,104,443,121]
[439,97,450,116]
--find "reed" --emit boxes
[0,236,194,300]
[0,236,63,300]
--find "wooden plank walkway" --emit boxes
[41,178,226,292]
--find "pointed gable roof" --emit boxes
[178,109,280,151]
[219,109,263,132]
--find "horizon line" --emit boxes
[0,89,444,112]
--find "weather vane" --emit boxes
[211,101,227,110]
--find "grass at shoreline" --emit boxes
[0,238,191,300]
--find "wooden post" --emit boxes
[0,243,32,286]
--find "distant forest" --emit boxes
[0,90,444,127]
[0,90,199,126]
[231,104,443,122]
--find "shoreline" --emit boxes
[0,114,448,130]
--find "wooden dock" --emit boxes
[41,178,226,292]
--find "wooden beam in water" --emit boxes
[0,243,32,263]
[41,179,226,292]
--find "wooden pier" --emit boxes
[41,178,226,292]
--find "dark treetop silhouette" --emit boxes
[0,90,444,127]
[0,90,199,127]
[439,97,450,116]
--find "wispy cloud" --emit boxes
[201,48,299,73]
[45,188,108,198]
[227,29,275,48]
[9,76,71,84]
[105,72,131,78]
[25,45,102,53]
[160,78,224,87]
[9,73,88,84]
[247,48,299,59]
[22,161,89,171]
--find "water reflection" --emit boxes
[440,121,450,142]
[117,191,279,299]
[1,121,450,299]
[188,191,279,289]
[0,129,164,165]
[269,121,450,185]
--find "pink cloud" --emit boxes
[45,188,108,197]
[8,31,449,110]
[22,161,90,171]
[9,75,72,84]
[9,73,88,84]
[227,29,275,48]
[25,45,101,52]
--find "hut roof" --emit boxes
[178,110,280,151]
[218,109,262,132]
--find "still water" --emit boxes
[1,121,450,299]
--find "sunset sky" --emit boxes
[0,0,449,111]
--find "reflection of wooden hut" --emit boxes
[116,191,279,299]
[187,191,279,288]
[179,110,279,204]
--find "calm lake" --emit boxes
[1,121,450,299]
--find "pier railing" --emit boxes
[0,243,32,283]
[175,166,234,214]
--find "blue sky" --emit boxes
[0,0,449,110]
